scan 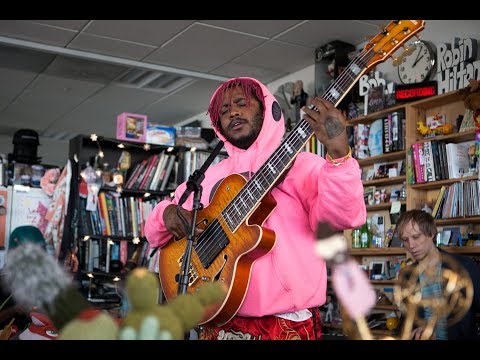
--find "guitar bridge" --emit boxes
[177,256,199,286]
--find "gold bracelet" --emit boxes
[326,147,352,166]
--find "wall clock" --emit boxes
[398,40,436,84]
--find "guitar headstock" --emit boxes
[363,20,426,71]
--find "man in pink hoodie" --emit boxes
[144,77,365,340]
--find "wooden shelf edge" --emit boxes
[440,246,480,254]
[374,304,398,310]
[435,216,480,225]
[348,246,480,256]
[410,175,478,190]
[366,201,406,211]
[348,247,406,255]
[412,129,476,144]
[408,90,463,109]
[363,175,406,187]
[347,104,407,125]
[370,279,397,285]
[357,151,406,167]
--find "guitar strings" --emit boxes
[195,20,415,263]
[193,46,376,264]
[192,46,377,264]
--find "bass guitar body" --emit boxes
[159,173,277,326]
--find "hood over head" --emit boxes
[207,77,286,172]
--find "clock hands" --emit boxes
[413,55,424,67]
[412,47,423,67]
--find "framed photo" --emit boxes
[369,261,386,279]
[367,85,385,114]
[116,113,147,143]
[373,160,403,179]
[363,186,376,205]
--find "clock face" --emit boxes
[398,41,436,84]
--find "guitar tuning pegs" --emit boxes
[403,44,416,56]
[392,55,404,67]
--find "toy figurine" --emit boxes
[467,143,478,174]
[290,80,309,129]
[417,121,454,137]
[324,295,334,323]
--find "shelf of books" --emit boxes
[405,90,480,248]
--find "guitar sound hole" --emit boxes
[213,254,228,281]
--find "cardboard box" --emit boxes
[116,113,147,143]
[146,123,176,146]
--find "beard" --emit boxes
[221,109,264,150]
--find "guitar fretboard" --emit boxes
[221,47,376,232]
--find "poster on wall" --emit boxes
[9,187,52,252]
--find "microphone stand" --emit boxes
[176,140,224,339]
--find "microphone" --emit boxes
[178,140,224,207]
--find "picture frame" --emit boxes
[373,160,403,179]
[363,186,376,205]
[367,85,385,114]
[116,113,147,143]
[369,261,386,279]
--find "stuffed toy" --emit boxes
[2,243,225,340]
[458,79,480,157]
[458,79,480,114]
[1,242,119,340]
[17,312,58,340]
[119,267,225,340]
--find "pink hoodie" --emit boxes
[144,77,366,317]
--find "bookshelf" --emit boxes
[66,134,228,304]
[338,89,480,339]
[405,92,479,224]
[345,103,408,249]
[67,135,183,304]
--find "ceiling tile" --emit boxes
[211,62,288,85]
[30,20,90,30]
[0,68,39,112]
[68,33,157,61]
[44,56,129,84]
[140,79,223,126]
[84,20,195,46]
[199,20,303,38]
[0,44,55,73]
[59,85,163,137]
[276,20,380,48]
[145,23,265,73]
[0,74,104,130]
[0,125,22,138]
[0,20,78,47]
[233,40,314,74]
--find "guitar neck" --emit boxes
[221,47,378,232]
